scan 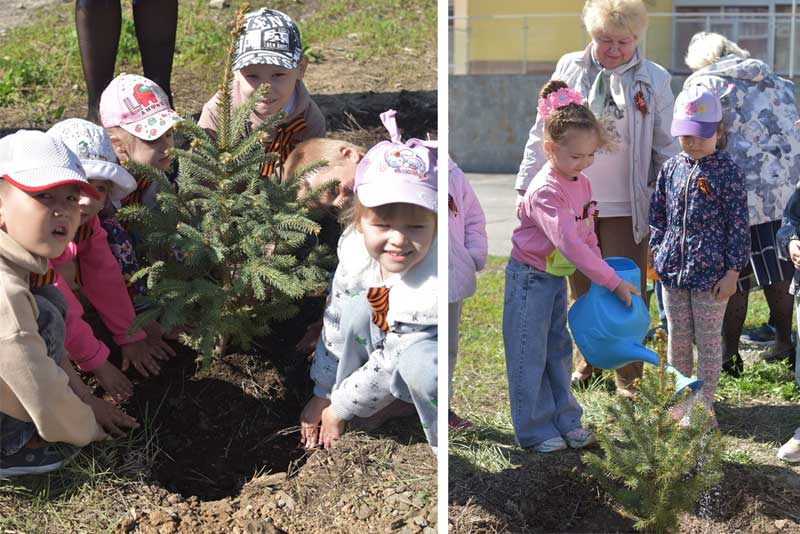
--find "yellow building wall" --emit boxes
[461,0,677,70]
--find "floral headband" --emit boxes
[537,87,585,122]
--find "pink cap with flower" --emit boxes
[99,73,181,141]
[354,110,437,213]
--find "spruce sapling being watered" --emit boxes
[119,6,334,363]
[582,329,724,534]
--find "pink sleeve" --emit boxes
[529,185,621,290]
[460,175,488,271]
[53,269,110,372]
[77,217,146,346]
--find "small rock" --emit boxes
[356,504,373,520]
[208,0,228,8]
[422,528,436,534]
[776,520,788,530]
[412,515,427,526]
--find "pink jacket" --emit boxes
[52,216,146,372]
[511,163,621,291]
[448,158,488,303]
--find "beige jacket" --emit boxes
[198,79,326,144]
[0,230,100,446]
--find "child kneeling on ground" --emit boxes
[0,131,137,476]
[300,110,438,451]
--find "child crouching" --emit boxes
[300,110,438,450]
[0,131,137,476]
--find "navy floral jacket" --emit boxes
[649,150,750,291]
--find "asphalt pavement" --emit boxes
[466,173,517,257]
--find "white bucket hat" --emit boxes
[47,118,136,202]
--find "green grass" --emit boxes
[0,0,435,126]
[450,256,800,479]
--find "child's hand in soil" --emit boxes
[712,270,739,301]
[320,405,346,449]
[300,395,330,448]
[86,395,139,438]
[121,340,164,378]
[142,320,177,360]
[93,360,133,401]
[789,240,800,269]
[296,318,324,355]
[613,280,640,307]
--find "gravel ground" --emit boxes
[0,0,61,37]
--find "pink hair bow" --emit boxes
[537,87,585,122]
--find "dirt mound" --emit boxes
[116,434,436,534]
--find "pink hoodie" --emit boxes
[52,216,146,372]
[448,158,488,303]
[511,162,621,291]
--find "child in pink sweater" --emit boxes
[46,119,174,400]
[503,81,639,452]
[448,157,487,430]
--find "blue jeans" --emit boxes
[503,257,583,447]
[337,295,438,448]
[0,287,68,456]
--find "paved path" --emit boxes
[467,173,517,257]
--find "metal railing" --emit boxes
[449,10,799,77]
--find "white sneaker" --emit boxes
[533,436,567,453]
[777,428,800,463]
[564,428,597,449]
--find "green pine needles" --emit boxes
[118,6,334,363]
[583,330,724,533]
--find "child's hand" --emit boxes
[300,395,331,448]
[712,270,739,302]
[320,405,346,449]
[789,240,800,269]
[143,321,178,360]
[86,395,139,438]
[121,340,163,378]
[613,280,640,307]
[296,318,324,355]
[93,360,133,401]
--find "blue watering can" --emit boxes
[567,257,703,396]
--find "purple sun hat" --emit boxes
[671,85,722,139]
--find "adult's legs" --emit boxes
[132,0,178,105]
[722,288,748,375]
[762,280,794,361]
[75,0,122,123]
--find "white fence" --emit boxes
[449,9,799,77]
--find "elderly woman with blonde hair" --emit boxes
[516,0,678,397]
[683,32,800,378]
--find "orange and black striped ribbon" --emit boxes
[72,223,93,244]
[122,175,152,207]
[448,194,458,216]
[260,116,307,178]
[29,268,56,289]
[366,286,390,333]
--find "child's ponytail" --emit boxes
[539,80,610,151]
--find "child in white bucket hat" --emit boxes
[198,8,326,178]
[302,110,438,452]
[0,130,138,477]
[47,119,173,399]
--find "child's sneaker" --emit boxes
[564,428,597,449]
[448,410,474,431]
[777,429,800,463]
[532,436,567,453]
[0,442,80,477]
